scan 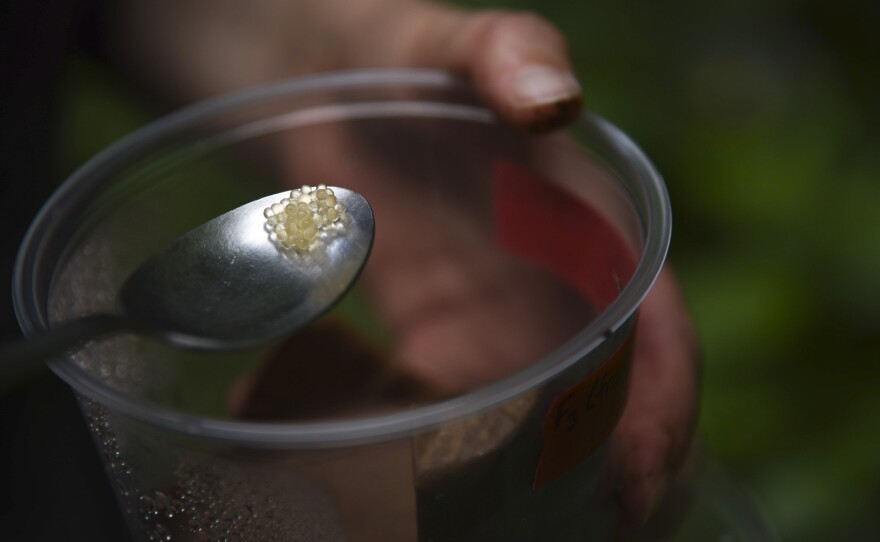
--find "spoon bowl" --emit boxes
[121,187,374,349]
[1,187,374,382]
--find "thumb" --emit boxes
[393,7,583,131]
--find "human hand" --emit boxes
[118,0,581,132]
[311,1,700,522]
[348,2,585,132]
[610,268,700,523]
[128,0,699,524]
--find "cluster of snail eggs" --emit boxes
[263,184,347,251]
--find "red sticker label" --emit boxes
[491,159,637,307]
[533,332,634,487]
[490,159,639,487]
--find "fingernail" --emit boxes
[509,65,581,107]
[617,444,669,525]
[640,473,668,526]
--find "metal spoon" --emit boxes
[1,187,374,384]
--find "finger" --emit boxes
[611,267,701,524]
[390,6,583,131]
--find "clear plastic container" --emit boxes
[13,69,671,541]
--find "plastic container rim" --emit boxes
[12,69,671,448]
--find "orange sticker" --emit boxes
[534,331,634,488]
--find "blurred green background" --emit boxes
[505,1,880,540]
[55,1,879,540]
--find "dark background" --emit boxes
[510,1,879,540]
[2,0,879,540]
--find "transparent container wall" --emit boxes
[48,85,642,422]
[32,77,654,541]
[85,336,629,542]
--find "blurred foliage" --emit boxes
[469,0,880,540]
[57,0,879,540]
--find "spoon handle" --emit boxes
[0,314,130,394]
